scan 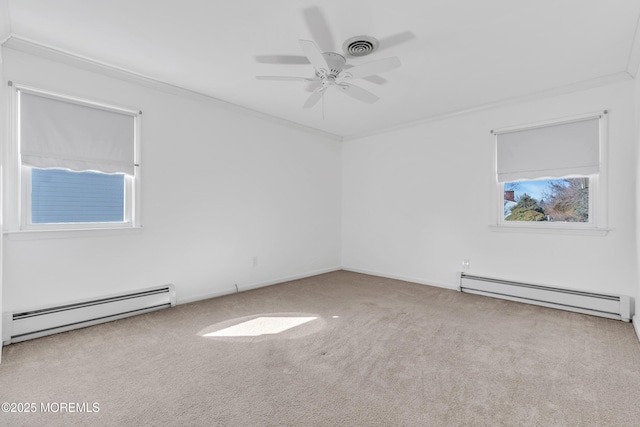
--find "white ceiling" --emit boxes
[2,0,640,139]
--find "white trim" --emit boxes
[5,83,142,234]
[341,266,459,291]
[633,316,640,344]
[488,224,609,236]
[132,113,142,228]
[4,226,143,241]
[2,36,342,142]
[491,111,605,136]
[490,112,609,233]
[182,266,462,306]
[3,36,632,143]
[495,177,602,231]
[18,167,137,232]
[177,266,342,305]
[4,81,20,231]
[626,13,640,78]
[343,72,631,142]
[0,25,5,364]
[16,84,139,116]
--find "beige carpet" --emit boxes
[1,270,639,426]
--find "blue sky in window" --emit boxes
[32,168,124,223]
[506,179,568,202]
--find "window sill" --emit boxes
[489,224,609,236]
[4,226,143,240]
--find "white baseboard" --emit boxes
[341,266,459,291]
[236,266,342,293]
[633,316,640,344]
[178,266,342,305]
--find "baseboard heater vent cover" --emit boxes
[2,284,176,344]
[459,273,630,322]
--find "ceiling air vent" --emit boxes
[342,36,379,57]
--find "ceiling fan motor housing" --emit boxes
[320,52,346,77]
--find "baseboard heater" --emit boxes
[2,284,176,344]
[459,273,631,322]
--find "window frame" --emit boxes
[21,166,134,231]
[5,83,142,235]
[490,111,609,236]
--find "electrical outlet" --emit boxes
[252,256,258,267]
[462,259,470,269]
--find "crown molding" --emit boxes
[627,13,640,78]
[2,33,635,144]
[1,36,342,142]
[342,71,632,142]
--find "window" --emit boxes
[6,84,140,232]
[503,178,590,222]
[492,112,607,233]
[30,168,125,224]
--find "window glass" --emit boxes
[503,178,589,223]
[493,112,606,232]
[31,168,125,224]
[7,85,140,233]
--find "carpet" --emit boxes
[1,270,639,426]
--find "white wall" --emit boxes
[2,45,639,325]
[343,80,638,299]
[635,70,640,324]
[0,46,5,362]
[1,48,342,312]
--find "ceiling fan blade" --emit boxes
[338,83,379,104]
[342,64,388,85]
[254,55,310,65]
[304,88,325,108]
[256,76,318,82]
[340,57,401,80]
[377,31,416,51]
[363,75,388,85]
[305,81,323,92]
[302,6,335,52]
[299,39,329,73]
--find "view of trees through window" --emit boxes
[503,178,589,222]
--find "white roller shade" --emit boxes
[20,91,135,175]
[496,117,600,182]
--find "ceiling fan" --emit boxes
[255,7,412,108]
[257,40,401,108]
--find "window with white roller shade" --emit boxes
[492,112,607,233]
[19,91,136,175]
[7,84,141,232]
[496,117,600,183]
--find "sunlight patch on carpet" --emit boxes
[204,316,318,337]
[198,312,326,341]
